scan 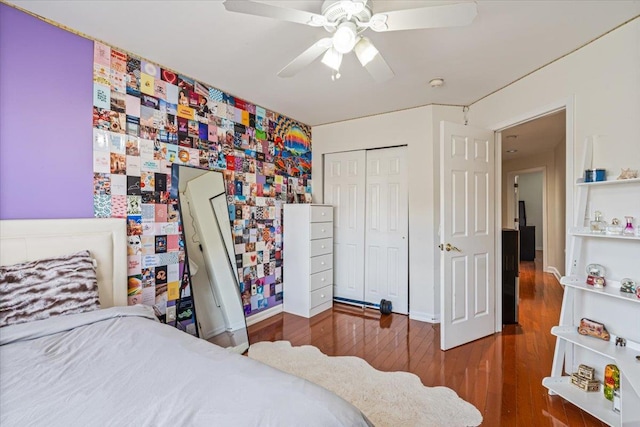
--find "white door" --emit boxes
[440,122,495,350]
[324,150,366,303]
[364,147,409,314]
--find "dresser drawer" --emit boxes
[310,253,333,274]
[310,222,333,240]
[310,285,333,309]
[311,206,333,223]
[310,238,332,257]
[310,269,333,292]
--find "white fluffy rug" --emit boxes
[248,341,482,427]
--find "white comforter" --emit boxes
[0,305,372,426]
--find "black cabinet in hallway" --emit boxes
[519,225,535,261]
[502,229,519,324]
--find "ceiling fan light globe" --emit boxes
[354,37,378,66]
[321,48,343,71]
[332,22,358,54]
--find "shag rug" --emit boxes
[248,341,482,427]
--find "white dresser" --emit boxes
[283,204,334,318]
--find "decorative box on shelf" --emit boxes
[571,372,600,392]
[578,364,596,380]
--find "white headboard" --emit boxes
[0,218,128,307]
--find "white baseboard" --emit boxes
[409,310,440,323]
[245,304,283,326]
[545,266,562,282]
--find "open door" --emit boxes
[440,121,496,350]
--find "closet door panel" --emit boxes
[324,151,366,302]
[364,147,409,314]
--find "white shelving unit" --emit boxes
[544,138,640,426]
[569,229,640,241]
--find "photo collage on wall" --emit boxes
[91,42,312,334]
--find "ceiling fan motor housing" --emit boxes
[321,0,373,32]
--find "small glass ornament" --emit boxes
[620,278,636,294]
[623,216,635,236]
[606,218,624,235]
[586,263,606,287]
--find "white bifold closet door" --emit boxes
[324,150,366,304]
[324,147,408,314]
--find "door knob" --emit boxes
[445,243,461,252]
[439,243,462,252]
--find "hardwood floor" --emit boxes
[248,253,607,426]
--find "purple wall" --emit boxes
[0,4,94,219]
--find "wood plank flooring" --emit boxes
[248,253,607,426]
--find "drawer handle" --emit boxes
[321,212,326,216]
[321,229,326,232]
[320,294,325,298]
[321,245,325,249]
[321,278,325,282]
[321,262,325,265]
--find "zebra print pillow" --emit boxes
[0,250,100,327]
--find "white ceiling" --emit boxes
[8,1,640,126]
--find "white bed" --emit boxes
[0,219,372,426]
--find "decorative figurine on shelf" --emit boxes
[615,337,627,347]
[616,168,638,180]
[606,218,624,235]
[578,317,610,341]
[623,216,635,236]
[586,263,606,287]
[620,278,636,294]
[590,211,607,234]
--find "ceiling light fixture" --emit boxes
[354,37,379,66]
[429,78,445,87]
[332,22,358,54]
[321,47,343,71]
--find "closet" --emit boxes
[323,146,408,314]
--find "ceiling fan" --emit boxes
[222,0,477,82]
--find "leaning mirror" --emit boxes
[172,164,249,354]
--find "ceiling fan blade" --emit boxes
[223,0,329,27]
[362,48,394,83]
[278,38,333,78]
[369,2,477,32]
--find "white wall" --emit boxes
[312,18,640,323]
[518,172,543,249]
[551,140,566,278]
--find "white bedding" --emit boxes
[0,306,372,426]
